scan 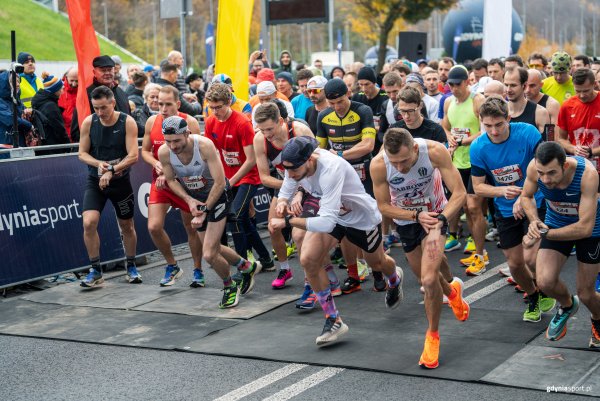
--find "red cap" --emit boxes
[257,68,275,83]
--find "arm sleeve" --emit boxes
[305,166,343,233]
[278,172,299,201]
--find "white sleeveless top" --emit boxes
[169,135,214,199]
[383,138,447,226]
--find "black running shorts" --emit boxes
[396,222,449,253]
[196,190,231,232]
[329,223,382,253]
[540,234,600,264]
[83,175,135,220]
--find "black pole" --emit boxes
[10,30,19,148]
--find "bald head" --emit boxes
[484,80,505,98]
[167,51,184,68]
[525,68,544,100]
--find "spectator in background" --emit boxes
[504,54,524,69]
[572,54,591,73]
[186,73,205,106]
[167,50,189,94]
[59,66,78,142]
[17,52,43,109]
[416,58,429,72]
[291,68,315,120]
[330,66,345,79]
[128,72,148,109]
[313,59,324,73]
[249,59,264,85]
[392,62,412,81]
[111,55,127,89]
[249,68,290,109]
[143,65,156,83]
[32,73,69,147]
[487,58,505,82]
[132,83,161,130]
[125,64,142,96]
[591,60,600,76]
[528,53,548,73]
[343,71,359,96]
[276,72,297,101]
[203,74,252,121]
[0,70,31,148]
[155,62,202,116]
[275,50,297,83]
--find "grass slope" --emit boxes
[0,0,138,62]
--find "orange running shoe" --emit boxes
[419,331,440,369]
[448,278,470,321]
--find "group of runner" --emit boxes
[76,50,600,369]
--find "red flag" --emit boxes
[66,0,100,127]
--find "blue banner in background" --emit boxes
[205,22,215,67]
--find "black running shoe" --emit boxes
[341,276,361,294]
[259,257,275,272]
[330,246,344,265]
[385,267,404,309]
[315,316,349,347]
[372,271,387,292]
[240,262,260,295]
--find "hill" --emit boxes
[0,0,139,62]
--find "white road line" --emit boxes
[262,367,345,401]
[213,363,308,401]
[463,278,508,304]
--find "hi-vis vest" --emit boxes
[19,75,44,108]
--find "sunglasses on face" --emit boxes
[307,88,323,94]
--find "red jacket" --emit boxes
[58,77,77,141]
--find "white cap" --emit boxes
[476,76,493,94]
[257,81,276,96]
[307,75,328,89]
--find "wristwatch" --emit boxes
[436,214,448,225]
[337,150,344,157]
[197,204,208,213]
[107,164,115,173]
[284,215,292,228]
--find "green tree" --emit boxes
[354,0,457,70]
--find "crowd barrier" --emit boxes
[0,149,272,288]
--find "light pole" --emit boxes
[102,1,108,38]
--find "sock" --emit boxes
[427,330,440,340]
[449,232,457,239]
[315,288,338,318]
[562,295,575,311]
[223,276,233,288]
[90,257,101,272]
[234,258,251,272]
[280,260,290,271]
[347,263,359,280]
[386,270,400,288]
[194,266,203,272]
[527,291,540,305]
[126,256,136,267]
[325,264,338,284]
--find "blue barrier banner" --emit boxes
[253,185,271,225]
[0,154,123,288]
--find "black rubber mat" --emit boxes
[482,345,600,397]
[0,300,238,349]
[528,306,600,351]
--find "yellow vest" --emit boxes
[19,75,44,108]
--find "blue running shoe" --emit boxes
[126,265,142,284]
[160,265,182,287]
[595,273,600,293]
[190,268,205,288]
[296,284,317,309]
[384,233,401,248]
[546,295,580,341]
[80,268,103,288]
[444,234,461,252]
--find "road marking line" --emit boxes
[262,367,344,401]
[213,363,308,401]
[463,278,508,304]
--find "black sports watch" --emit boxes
[197,204,208,213]
[107,164,115,173]
[436,214,448,225]
[284,215,292,228]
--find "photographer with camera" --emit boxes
[0,65,32,151]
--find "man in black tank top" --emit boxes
[78,86,140,288]
[525,69,560,126]
[505,67,549,133]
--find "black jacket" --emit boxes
[31,90,69,145]
[155,77,202,116]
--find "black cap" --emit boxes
[17,52,34,64]
[324,78,348,100]
[93,55,116,68]
[185,73,200,84]
[447,66,469,84]
[281,136,319,169]
[357,66,377,83]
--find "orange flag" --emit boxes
[65,0,100,127]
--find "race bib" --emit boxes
[491,164,523,185]
[222,150,241,166]
[451,128,470,142]
[353,163,366,181]
[397,196,432,213]
[182,175,207,191]
[548,200,579,216]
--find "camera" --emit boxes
[11,62,24,74]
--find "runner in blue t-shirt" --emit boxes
[470,96,555,323]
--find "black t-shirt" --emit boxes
[351,89,388,121]
[390,118,447,144]
[305,106,319,134]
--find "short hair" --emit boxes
[574,54,591,66]
[505,55,524,67]
[439,57,455,66]
[205,82,232,104]
[91,85,114,101]
[132,71,148,87]
[593,60,600,66]
[254,102,280,124]
[344,71,357,79]
[296,69,314,82]
[159,85,180,101]
[488,58,505,69]
[161,62,178,74]
[427,60,439,70]
[472,58,489,70]
[382,71,403,87]
[143,83,161,100]
[383,128,414,154]
[528,53,548,66]
[504,66,529,85]
[572,68,595,85]
[535,141,566,166]
[479,96,509,119]
[397,86,422,105]
[392,63,411,76]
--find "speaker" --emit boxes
[266,0,329,25]
[397,31,428,61]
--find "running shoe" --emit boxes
[419,332,440,369]
[358,260,369,282]
[523,292,541,322]
[547,295,580,341]
[506,276,518,286]
[287,242,297,258]
[590,318,600,348]
[240,261,261,295]
[330,280,342,297]
[232,270,243,285]
[341,276,361,294]
[383,241,391,254]
[570,245,576,256]
[385,266,404,309]
[384,233,401,249]
[316,316,349,347]
[460,212,467,222]
[330,246,344,265]
[444,234,461,252]
[460,250,489,266]
[296,284,317,309]
[485,227,498,242]
[372,271,387,292]
[499,265,512,277]
[160,265,182,286]
[463,236,476,253]
[272,269,293,289]
[259,257,276,272]
[514,284,525,293]
[595,272,600,293]
[540,293,556,313]
[448,277,470,321]
[219,284,240,309]
[246,250,256,263]
[465,254,486,276]
[126,265,142,284]
[80,268,103,288]
[190,268,205,288]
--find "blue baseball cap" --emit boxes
[281,136,319,169]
